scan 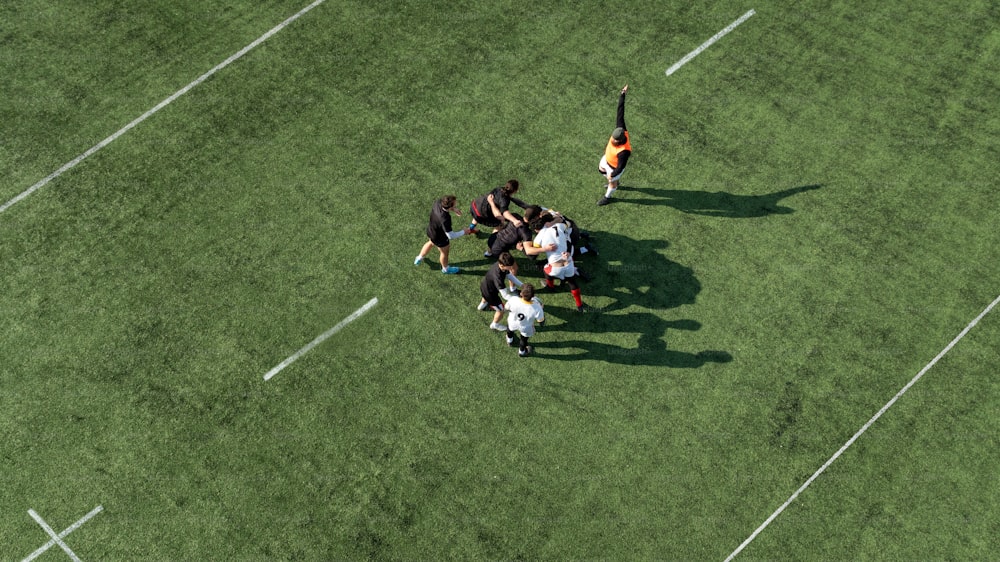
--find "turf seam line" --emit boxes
[0,0,327,216]
[263,297,379,381]
[666,9,756,76]
[724,293,1000,561]
[22,505,103,562]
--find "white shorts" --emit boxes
[598,155,623,182]
[509,324,536,338]
[544,260,577,280]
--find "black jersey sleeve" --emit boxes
[610,149,631,176]
[616,91,627,130]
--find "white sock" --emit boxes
[604,186,616,198]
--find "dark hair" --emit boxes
[523,205,543,223]
[529,212,553,232]
[498,252,515,267]
[520,283,535,300]
[440,195,457,210]
[501,179,519,195]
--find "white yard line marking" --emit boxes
[264,297,379,381]
[0,0,327,216]
[22,505,103,562]
[725,294,1000,561]
[666,9,756,76]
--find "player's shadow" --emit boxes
[523,231,731,367]
[419,256,491,275]
[534,309,731,367]
[618,184,821,217]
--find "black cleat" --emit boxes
[518,345,534,357]
[597,196,612,206]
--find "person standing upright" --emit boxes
[597,84,631,206]
[415,195,471,274]
[504,284,545,357]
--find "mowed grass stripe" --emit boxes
[1,0,327,215]
[726,294,1000,561]
[1,0,999,559]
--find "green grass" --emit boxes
[2,0,999,559]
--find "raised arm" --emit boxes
[616,84,628,130]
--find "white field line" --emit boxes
[666,9,756,76]
[23,505,104,562]
[0,0,327,216]
[264,297,379,381]
[725,293,1000,561]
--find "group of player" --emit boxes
[413,85,633,357]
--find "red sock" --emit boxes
[571,288,583,307]
[545,277,555,290]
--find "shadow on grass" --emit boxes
[534,307,732,367]
[520,231,732,367]
[416,256,492,275]
[616,184,822,217]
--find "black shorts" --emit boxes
[480,289,504,310]
[471,202,502,227]
[428,230,450,248]
[487,233,515,255]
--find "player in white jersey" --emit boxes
[530,214,587,311]
[505,284,545,357]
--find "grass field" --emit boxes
[2,0,999,559]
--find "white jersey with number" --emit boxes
[533,223,570,264]
[505,296,545,337]
[533,222,576,279]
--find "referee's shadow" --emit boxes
[615,183,821,217]
[523,231,731,367]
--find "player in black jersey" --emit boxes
[478,252,523,330]
[414,195,471,274]
[468,179,530,233]
[484,213,535,259]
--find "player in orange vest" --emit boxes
[597,84,631,206]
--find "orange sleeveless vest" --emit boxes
[604,132,632,168]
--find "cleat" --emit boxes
[506,336,516,347]
[518,345,534,357]
[597,196,612,206]
[490,322,506,331]
[477,301,488,311]
[484,251,493,258]
[441,266,460,274]
[414,256,423,265]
